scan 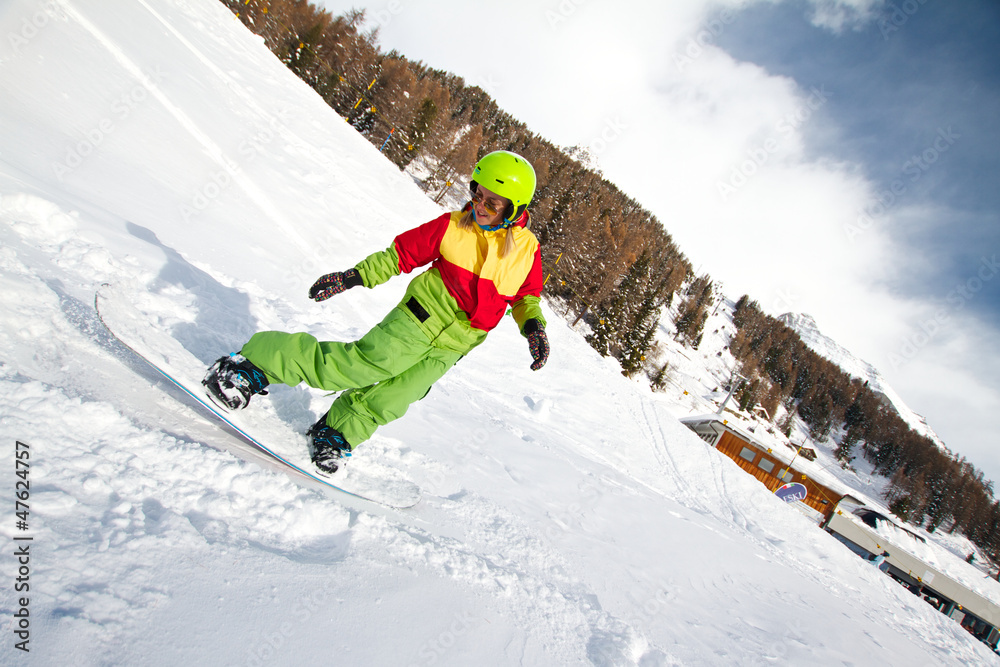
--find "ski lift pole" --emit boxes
[717,367,746,415]
[543,253,563,286]
[352,76,378,110]
[788,443,804,470]
[433,175,454,204]
[380,127,395,152]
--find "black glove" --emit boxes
[309,269,363,301]
[524,319,549,371]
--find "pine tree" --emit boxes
[586,312,615,357]
[620,302,659,376]
[586,253,645,358]
[673,275,712,347]
[617,254,660,375]
[650,361,671,392]
[390,97,438,168]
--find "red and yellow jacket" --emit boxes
[354,206,546,354]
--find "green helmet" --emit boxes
[471,150,536,222]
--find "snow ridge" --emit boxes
[779,312,945,445]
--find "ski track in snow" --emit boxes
[52,0,307,249]
[0,186,671,665]
[1,0,997,664]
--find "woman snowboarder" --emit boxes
[203,150,549,474]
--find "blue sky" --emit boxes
[716,0,1000,326]
[314,0,1000,482]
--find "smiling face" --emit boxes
[472,185,510,226]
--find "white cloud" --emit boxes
[804,0,885,33]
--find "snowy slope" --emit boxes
[779,312,944,445]
[0,0,996,664]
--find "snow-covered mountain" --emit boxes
[778,312,945,446]
[0,0,995,663]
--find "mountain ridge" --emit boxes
[778,312,946,449]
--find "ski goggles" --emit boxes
[472,186,510,217]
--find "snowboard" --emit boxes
[95,283,420,509]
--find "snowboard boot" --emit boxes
[308,417,352,475]
[203,353,269,410]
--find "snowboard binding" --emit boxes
[308,418,352,475]
[203,354,269,411]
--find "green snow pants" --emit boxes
[240,305,463,447]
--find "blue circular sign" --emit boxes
[775,482,807,503]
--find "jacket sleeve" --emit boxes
[510,246,547,335]
[354,245,401,288]
[353,212,452,288]
[393,212,451,273]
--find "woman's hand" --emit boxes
[309,269,363,301]
[524,319,549,371]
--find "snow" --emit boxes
[779,312,945,446]
[0,0,997,664]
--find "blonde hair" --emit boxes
[459,207,517,258]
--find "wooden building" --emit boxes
[683,415,1000,651]
[680,414,844,523]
